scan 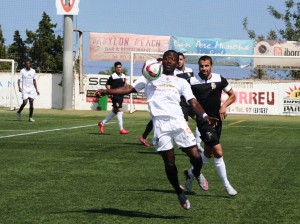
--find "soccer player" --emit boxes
[174,52,203,152]
[184,55,238,196]
[98,62,129,135]
[16,60,40,122]
[96,50,215,210]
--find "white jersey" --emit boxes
[174,67,193,76]
[19,68,36,91]
[132,74,195,118]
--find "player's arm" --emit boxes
[33,79,40,95]
[96,85,136,97]
[18,79,22,92]
[189,98,218,126]
[219,89,235,120]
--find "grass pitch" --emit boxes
[0,108,299,224]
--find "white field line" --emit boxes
[0,124,96,139]
[1,122,299,139]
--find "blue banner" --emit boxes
[170,36,254,66]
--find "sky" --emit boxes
[0,0,287,77]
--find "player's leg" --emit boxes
[160,149,190,209]
[139,120,153,146]
[174,118,208,191]
[17,98,28,120]
[212,144,238,196]
[28,98,35,122]
[183,146,208,191]
[114,98,129,134]
[98,97,117,133]
[154,117,190,209]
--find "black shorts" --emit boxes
[111,96,124,109]
[196,118,221,147]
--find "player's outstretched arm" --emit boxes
[96,85,136,97]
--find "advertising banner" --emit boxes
[89,33,170,62]
[170,36,254,66]
[224,81,300,116]
[254,40,300,70]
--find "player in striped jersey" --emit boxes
[184,55,238,196]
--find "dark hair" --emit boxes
[156,57,163,62]
[199,55,213,65]
[114,61,122,67]
[163,50,179,61]
[177,52,185,58]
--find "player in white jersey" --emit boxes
[16,60,40,122]
[96,50,217,210]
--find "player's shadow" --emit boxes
[57,207,186,219]
[141,188,230,199]
[88,132,111,135]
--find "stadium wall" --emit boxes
[0,73,299,116]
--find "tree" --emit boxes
[7,30,27,70]
[0,25,11,71]
[25,12,63,72]
[243,0,300,79]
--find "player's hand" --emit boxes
[219,106,227,121]
[95,89,107,98]
[19,88,22,93]
[204,116,219,127]
[37,91,40,95]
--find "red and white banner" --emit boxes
[223,81,300,116]
[89,33,170,61]
[56,0,80,15]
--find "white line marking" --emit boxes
[0,124,96,139]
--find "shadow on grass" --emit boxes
[58,207,187,219]
[88,132,111,136]
[141,188,230,199]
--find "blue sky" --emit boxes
[0,0,287,76]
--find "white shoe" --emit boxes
[196,173,209,191]
[225,184,238,196]
[177,191,191,210]
[16,112,21,120]
[28,118,35,122]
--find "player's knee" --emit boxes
[212,145,223,158]
[201,131,219,147]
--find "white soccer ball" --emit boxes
[142,59,163,81]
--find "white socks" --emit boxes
[214,157,230,187]
[117,111,123,130]
[195,127,204,151]
[102,112,116,125]
[201,151,209,165]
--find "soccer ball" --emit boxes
[142,59,163,81]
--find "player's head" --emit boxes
[177,52,186,70]
[114,61,122,74]
[24,60,32,70]
[162,50,179,75]
[198,55,213,79]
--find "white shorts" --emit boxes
[22,89,36,100]
[152,116,196,152]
